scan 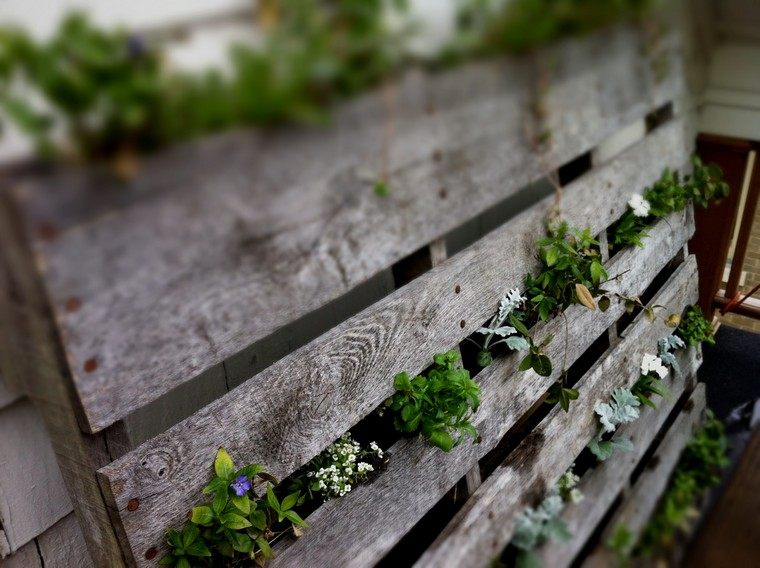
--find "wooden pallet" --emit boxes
[0,22,710,568]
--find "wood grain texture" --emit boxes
[415,259,699,568]
[0,194,126,567]
[581,384,707,568]
[36,514,93,568]
[0,376,20,410]
[269,230,697,568]
[0,539,41,568]
[532,353,700,567]
[10,26,681,432]
[0,400,72,552]
[97,121,692,566]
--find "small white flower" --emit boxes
[570,489,584,503]
[641,353,669,379]
[628,194,651,217]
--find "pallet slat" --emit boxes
[270,219,695,568]
[97,119,690,566]
[532,353,701,567]
[11,26,681,433]
[415,258,699,568]
[581,384,708,567]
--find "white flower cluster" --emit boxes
[628,193,651,217]
[307,434,383,499]
[557,466,584,504]
[641,353,669,379]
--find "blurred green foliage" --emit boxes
[0,0,661,163]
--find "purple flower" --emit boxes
[230,475,251,497]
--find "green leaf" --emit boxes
[590,260,606,284]
[181,524,199,548]
[176,558,190,568]
[283,509,308,527]
[429,429,454,452]
[214,447,235,479]
[266,485,280,512]
[393,372,412,391]
[202,476,227,495]
[212,488,228,515]
[249,509,267,530]
[256,536,273,558]
[476,350,493,367]
[185,540,212,557]
[221,512,252,530]
[281,492,299,511]
[519,353,534,372]
[231,494,250,515]
[158,554,175,565]
[545,246,559,267]
[509,313,531,337]
[532,354,552,377]
[190,506,214,526]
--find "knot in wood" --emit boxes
[140,451,174,480]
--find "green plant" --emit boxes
[473,288,531,367]
[452,0,656,56]
[387,351,480,452]
[636,411,729,557]
[160,448,306,567]
[511,465,583,567]
[0,2,410,162]
[588,387,640,461]
[675,305,716,347]
[526,223,607,321]
[606,525,635,567]
[609,158,730,248]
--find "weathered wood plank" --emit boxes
[581,384,708,568]
[269,232,697,568]
[415,260,699,568]
[532,352,700,567]
[12,26,682,432]
[0,400,72,553]
[0,375,20,410]
[36,514,93,568]
[0,194,126,567]
[0,539,42,568]
[97,121,691,566]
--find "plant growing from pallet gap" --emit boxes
[609,157,730,248]
[386,351,480,452]
[674,305,716,347]
[609,411,729,562]
[160,448,306,567]
[508,465,584,568]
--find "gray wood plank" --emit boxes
[269,231,697,568]
[36,514,93,568]
[581,384,708,568]
[0,194,126,567]
[0,539,41,568]
[97,121,691,567]
[14,26,681,432]
[414,260,699,568]
[0,375,20,410]
[0,400,72,552]
[532,353,701,567]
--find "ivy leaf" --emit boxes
[283,509,308,527]
[249,509,267,531]
[575,283,596,310]
[214,448,235,480]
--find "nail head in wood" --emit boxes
[65,297,82,313]
[83,358,98,373]
[127,498,140,511]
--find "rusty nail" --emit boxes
[127,498,140,511]
[37,222,58,241]
[455,285,461,294]
[145,548,157,560]
[83,358,98,373]
[65,297,81,313]
[460,320,465,329]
